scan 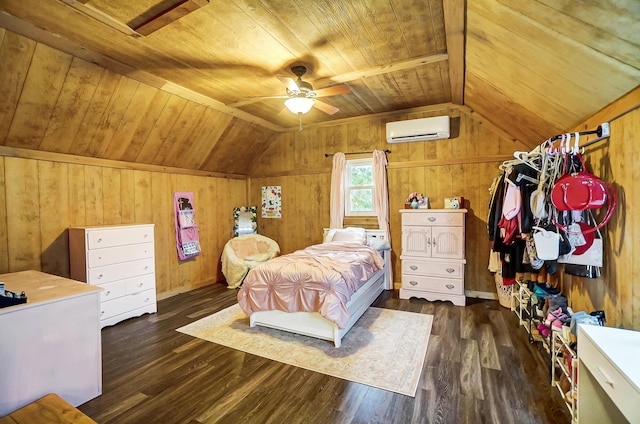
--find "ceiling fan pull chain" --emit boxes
[298,113,303,132]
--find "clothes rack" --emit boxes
[545,123,611,151]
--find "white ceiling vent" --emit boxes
[386,116,450,143]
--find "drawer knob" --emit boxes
[144,234,148,238]
[410,265,418,271]
[446,268,455,273]
[138,283,144,287]
[595,367,614,387]
[106,290,111,296]
[409,281,418,286]
[144,266,149,271]
[101,310,105,315]
[446,284,455,290]
[97,238,102,243]
[98,274,103,279]
[428,217,436,222]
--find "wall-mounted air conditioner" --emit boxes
[385,116,450,143]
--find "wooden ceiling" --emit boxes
[0,0,638,169]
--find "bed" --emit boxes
[236,228,391,347]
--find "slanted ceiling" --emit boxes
[0,0,638,175]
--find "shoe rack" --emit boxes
[511,280,577,421]
[551,330,578,423]
[510,280,551,352]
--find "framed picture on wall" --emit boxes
[261,186,282,218]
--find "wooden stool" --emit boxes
[0,394,96,424]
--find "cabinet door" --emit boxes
[431,227,464,259]
[402,226,432,257]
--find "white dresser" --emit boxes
[577,324,640,424]
[0,271,102,415]
[399,209,467,306]
[69,224,157,328]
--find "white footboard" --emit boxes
[250,268,385,347]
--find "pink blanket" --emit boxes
[237,242,384,328]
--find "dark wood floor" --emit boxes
[78,283,571,424]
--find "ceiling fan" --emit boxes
[276,65,351,116]
[239,65,351,117]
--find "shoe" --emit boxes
[545,307,563,326]
[537,323,550,338]
[590,310,606,325]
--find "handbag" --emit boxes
[532,226,560,260]
[564,264,601,279]
[558,213,603,267]
[551,155,618,235]
[551,153,613,211]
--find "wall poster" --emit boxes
[261,186,282,218]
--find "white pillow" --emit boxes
[368,238,391,251]
[328,227,367,244]
[323,229,337,244]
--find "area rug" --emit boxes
[176,304,433,397]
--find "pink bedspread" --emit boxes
[237,242,384,328]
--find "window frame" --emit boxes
[344,157,376,217]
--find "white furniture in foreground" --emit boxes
[399,209,467,306]
[577,324,640,424]
[69,224,157,328]
[0,270,102,416]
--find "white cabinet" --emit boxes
[577,325,640,424]
[399,209,466,306]
[0,271,102,415]
[69,224,157,328]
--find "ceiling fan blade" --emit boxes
[313,100,340,115]
[277,76,301,94]
[228,96,289,108]
[313,84,351,97]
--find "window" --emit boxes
[345,158,376,216]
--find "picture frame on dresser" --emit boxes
[69,224,157,328]
[398,209,467,306]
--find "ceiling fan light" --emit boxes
[285,97,314,114]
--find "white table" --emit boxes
[578,324,640,423]
[0,271,102,415]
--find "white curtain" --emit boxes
[373,149,393,289]
[330,152,346,229]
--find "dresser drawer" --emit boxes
[87,226,154,249]
[401,274,464,294]
[402,211,463,227]
[97,280,126,302]
[88,258,155,284]
[579,326,640,422]
[87,242,154,268]
[100,289,157,320]
[402,260,463,278]
[124,273,156,294]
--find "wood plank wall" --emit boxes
[0,155,246,298]
[0,28,275,176]
[248,108,531,296]
[564,87,640,330]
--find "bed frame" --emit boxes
[249,228,390,347]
